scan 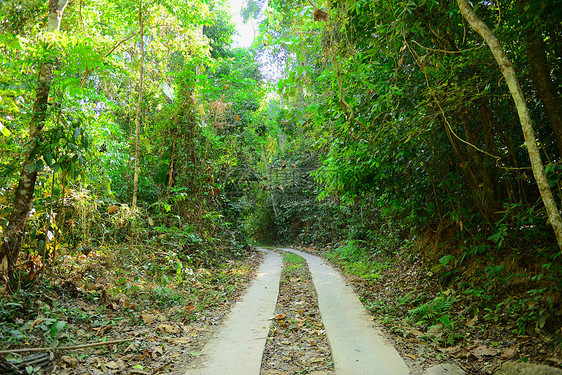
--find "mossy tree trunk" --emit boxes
[0,0,69,289]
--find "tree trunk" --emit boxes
[132,0,145,208]
[456,0,562,253]
[0,0,69,288]
[526,29,562,157]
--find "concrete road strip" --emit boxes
[183,250,282,375]
[281,248,410,375]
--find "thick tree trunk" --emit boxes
[526,30,562,157]
[457,0,562,253]
[0,0,69,287]
[132,0,145,208]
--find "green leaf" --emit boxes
[439,255,455,267]
[44,152,53,167]
[73,127,81,141]
[140,136,153,154]
[50,320,67,339]
[0,122,11,137]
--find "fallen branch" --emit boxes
[0,338,133,355]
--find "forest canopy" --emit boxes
[0,0,561,360]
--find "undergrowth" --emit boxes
[319,231,562,351]
[324,240,388,279]
[0,244,256,351]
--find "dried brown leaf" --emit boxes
[61,355,78,368]
[501,345,517,359]
[466,315,478,327]
[269,313,287,320]
[471,345,498,358]
[156,324,181,333]
[141,314,154,324]
[105,361,119,369]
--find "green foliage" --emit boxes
[409,293,458,325]
[407,292,462,345]
[283,252,304,273]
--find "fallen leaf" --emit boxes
[107,205,119,214]
[187,305,196,312]
[105,361,119,369]
[168,306,181,315]
[131,369,150,375]
[156,324,181,333]
[171,338,191,344]
[427,324,443,338]
[107,301,119,310]
[92,325,112,337]
[141,314,154,324]
[124,343,137,354]
[547,357,562,366]
[409,328,424,337]
[466,316,478,327]
[269,313,287,320]
[61,355,78,368]
[471,345,499,358]
[152,346,163,359]
[123,299,137,309]
[439,345,470,359]
[501,345,517,359]
[30,318,45,331]
[406,354,417,360]
[308,357,323,364]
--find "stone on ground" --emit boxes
[423,363,466,375]
[493,361,562,375]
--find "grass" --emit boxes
[324,240,388,279]
[283,252,304,273]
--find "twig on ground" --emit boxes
[0,338,133,355]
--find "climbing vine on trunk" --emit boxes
[456,0,562,254]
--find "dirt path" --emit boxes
[182,248,410,374]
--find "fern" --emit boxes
[409,293,458,325]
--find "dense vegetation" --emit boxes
[1,0,561,358]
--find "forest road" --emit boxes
[183,248,410,375]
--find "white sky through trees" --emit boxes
[228,0,257,47]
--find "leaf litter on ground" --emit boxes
[261,250,334,375]
[0,245,263,374]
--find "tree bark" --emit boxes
[456,0,562,253]
[0,0,69,288]
[526,29,562,157]
[132,0,145,208]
